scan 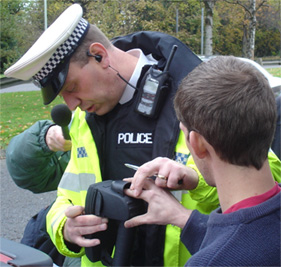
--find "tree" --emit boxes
[85,0,202,52]
[213,2,239,55]
[2,0,279,72]
[176,0,202,54]
[255,0,281,57]
[202,0,217,56]
[0,0,25,73]
[224,0,268,59]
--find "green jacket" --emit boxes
[6,120,70,193]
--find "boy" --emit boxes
[125,56,280,266]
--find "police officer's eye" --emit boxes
[64,85,76,93]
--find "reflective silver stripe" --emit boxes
[171,190,187,202]
[59,172,96,192]
[51,208,67,237]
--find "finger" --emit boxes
[73,214,108,228]
[65,206,84,218]
[76,222,108,236]
[124,214,150,228]
[63,140,72,151]
[75,236,101,248]
[166,174,183,189]
[130,172,149,197]
[155,161,186,189]
[154,161,173,187]
[155,174,168,188]
[123,177,133,182]
[131,162,161,196]
[125,180,156,201]
[125,187,149,200]
[124,188,137,198]
[55,136,68,151]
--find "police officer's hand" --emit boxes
[124,179,192,229]
[127,157,199,197]
[45,125,72,152]
[63,205,108,247]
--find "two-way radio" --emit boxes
[135,45,178,118]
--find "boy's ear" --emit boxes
[189,131,208,159]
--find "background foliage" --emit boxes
[1,0,280,73]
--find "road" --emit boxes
[0,81,39,93]
[0,153,56,242]
[0,80,55,243]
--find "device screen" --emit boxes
[137,77,159,115]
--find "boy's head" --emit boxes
[174,56,276,170]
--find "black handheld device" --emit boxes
[135,45,178,118]
[84,180,145,266]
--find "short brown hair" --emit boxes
[174,56,276,169]
[71,24,112,66]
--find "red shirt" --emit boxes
[224,182,281,214]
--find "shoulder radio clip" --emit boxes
[135,45,178,119]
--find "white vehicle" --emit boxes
[238,57,281,97]
[199,56,281,97]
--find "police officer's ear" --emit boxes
[88,43,109,67]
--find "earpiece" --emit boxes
[86,50,102,63]
[94,54,102,63]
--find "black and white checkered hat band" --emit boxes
[34,18,89,81]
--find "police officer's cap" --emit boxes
[4,4,89,105]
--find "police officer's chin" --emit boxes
[86,105,109,116]
[94,104,117,116]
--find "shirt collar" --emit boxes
[119,49,157,105]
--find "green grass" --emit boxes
[0,67,280,150]
[0,91,64,149]
[267,68,281,77]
